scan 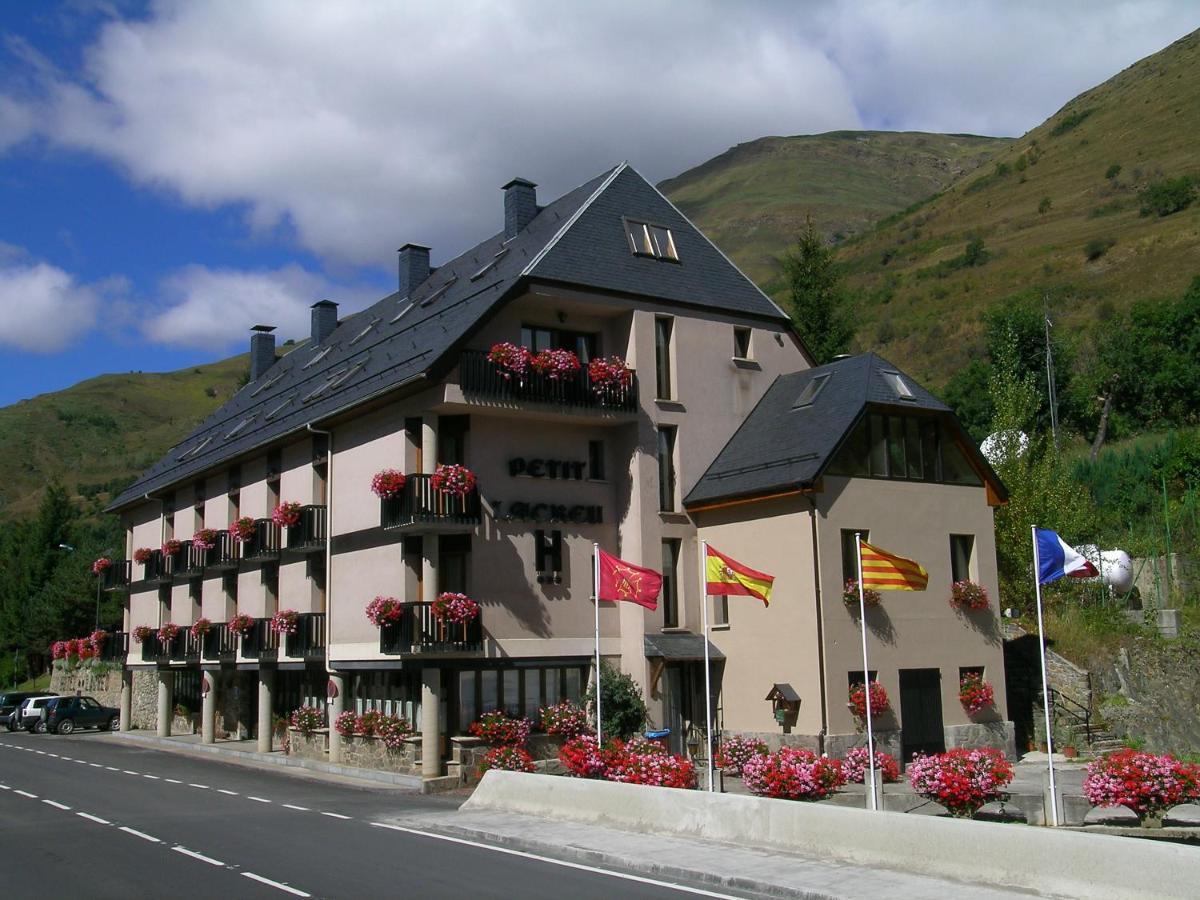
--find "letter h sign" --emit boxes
[535,530,563,584]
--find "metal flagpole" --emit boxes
[1031,526,1059,827]
[856,533,878,812]
[700,541,714,792]
[593,542,602,746]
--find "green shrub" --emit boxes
[1049,107,1094,137]
[1105,163,1122,180]
[1038,196,1052,214]
[1084,237,1115,261]
[1090,199,1127,218]
[1138,175,1196,217]
[585,662,647,740]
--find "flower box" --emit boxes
[272,502,302,528]
[950,580,989,611]
[370,469,407,499]
[430,464,476,497]
[842,579,881,607]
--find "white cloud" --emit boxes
[0,253,99,352]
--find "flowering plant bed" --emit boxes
[92,556,112,575]
[539,701,590,737]
[950,580,989,611]
[365,595,404,627]
[89,629,107,650]
[558,735,695,788]
[227,614,255,637]
[271,501,302,528]
[370,468,407,499]
[192,529,218,552]
[530,348,581,381]
[133,547,154,564]
[190,618,213,638]
[132,625,154,644]
[430,463,476,497]
[959,672,995,715]
[157,623,180,644]
[842,579,881,607]
[470,710,532,746]
[841,747,901,783]
[742,748,845,801]
[848,680,890,718]
[559,735,609,778]
[432,591,480,625]
[1082,749,1200,820]
[333,710,358,737]
[587,356,633,391]
[290,706,324,736]
[161,539,183,556]
[229,516,257,542]
[907,747,1013,817]
[479,745,536,775]
[270,609,299,635]
[333,710,412,749]
[51,641,68,660]
[487,342,532,379]
[714,735,769,775]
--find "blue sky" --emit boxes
[1,1,1195,406]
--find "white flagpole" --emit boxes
[1031,526,1059,827]
[700,541,714,793]
[593,542,602,746]
[856,533,878,812]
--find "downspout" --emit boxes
[306,424,334,678]
[806,494,829,755]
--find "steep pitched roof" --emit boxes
[684,353,1005,507]
[110,163,793,511]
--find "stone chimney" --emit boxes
[249,325,276,381]
[503,178,538,239]
[398,244,431,299]
[311,299,339,345]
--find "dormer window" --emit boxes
[625,219,679,262]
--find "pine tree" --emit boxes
[781,217,854,365]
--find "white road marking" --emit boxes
[78,813,111,825]
[0,784,9,790]
[172,846,226,867]
[123,770,138,775]
[14,790,37,798]
[119,826,160,843]
[189,783,209,789]
[218,789,238,796]
[143,775,159,780]
[247,796,270,803]
[105,766,119,771]
[241,872,310,897]
[90,763,103,768]
[165,778,182,784]
[35,750,45,755]
[320,811,350,820]
[282,804,309,811]
[369,822,745,899]
[42,800,71,810]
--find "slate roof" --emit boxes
[644,633,725,661]
[110,163,792,511]
[683,352,1005,507]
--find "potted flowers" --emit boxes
[849,680,890,719]
[950,580,989,611]
[157,623,180,644]
[227,614,255,638]
[272,501,302,528]
[430,464,476,497]
[539,701,591,738]
[742,748,844,801]
[162,538,183,557]
[470,710,532,746]
[270,609,299,636]
[132,625,154,644]
[92,557,112,575]
[487,342,532,380]
[1082,749,1200,826]
[190,618,213,639]
[479,745,536,775]
[587,356,633,394]
[432,592,480,625]
[229,516,257,542]
[133,547,154,565]
[908,748,1013,817]
[192,528,218,552]
[959,672,995,715]
[842,579,881,607]
[371,468,407,499]
[841,747,901,783]
[530,348,580,381]
[713,735,769,776]
[365,596,403,628]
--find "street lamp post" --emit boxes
[56,543,110,632]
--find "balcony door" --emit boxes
[521,325,598,364]
[437,416,469,467]
[899,668,946,759]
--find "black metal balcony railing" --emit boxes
[141,636,158,663]
[379,602,483,655]
[241,518,281,562]
[459,349,638,412]
[100,560,131,592]
[380,475,481,530]
[284,613,326,659]
[167,630,201,663]
[206,529,239,571]
[286,505,326,553]
[241,617,279,660]
[201,625,236,661]
[141,550,167,584]
[99,631,128,662]
[178,541,205,578]
[160,544,187,579]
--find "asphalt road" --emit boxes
[0,729,749,900]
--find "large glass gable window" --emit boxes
[827,413,982,486]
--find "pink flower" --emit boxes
[431,592,480,625]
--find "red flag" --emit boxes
[597,549,662,610]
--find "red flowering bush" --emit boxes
[1083,749,1200,820]
[848,681,890,718]
[192,529,218,552]
[539,701,591,737]
[714,736,769,775]
[365,596,404,628]
[431,591,480,625]
[841,747,901,784]
[959,672,995,715]
[430,463,476,497]
[560,735,609,778]
[88,629,107,651]
[229,516,257,542]
[227,614,255,637]
[271,502,302,528]
[742,748,845,801]
[157,623,180,644]
[132,625,154,644]
[161,538,183,556]
[907,748,1013,817]
[92,556,112,575]
[609,748,697,788]
[290,706,324,735]
[950,580,989,611]
[587,356,633,391]
[190,618,212,638]
[842,579,881,607]
[470,710,532,746]
[480,745,536,775]
[530,348,580,381]
[51,641,68,660]
[374,714,413,750]
[370,469,407,499]
[333,710,358,737]
[487,342,532,379]
[270,609,299,635]
[133,547,154,564]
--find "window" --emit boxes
[657,426,677,511]
[848,670,878,688]
[438,535,471,594]
[713,595,729,627]
[625,220,679,261]
[793,373,831,408]
[654,316,673,399]
[826,414,982,487]
[457,665,588,731]
[959,665,984,683]
[950,534,975,583]
[437,416,469,467]
[883,370,915,400]
[662,539,681,628]
[841,529,868,585]
[733,327,752,360]
[588,440,606,481]
[520,325,598,362]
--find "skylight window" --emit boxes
[469,249,508,282]
[793,373,831,409]
[882,371,915,400]
[349,318,380,346]
[302,346,332,370]
[625,220,679,261]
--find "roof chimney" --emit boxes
[503,178,538,239]
[249,325,277,382]
[310,300,339,345]
[398,244,431,299]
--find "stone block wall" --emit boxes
[944,721,1017,759]
[825,729,901,762]
[49,666,123,707]
[131,670,158,730]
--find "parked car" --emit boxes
[1,692,56,731]
[18,695,60,733]
[47,695,120,735]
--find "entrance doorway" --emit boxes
[899,668,945,759]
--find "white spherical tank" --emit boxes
[1077,545,1134,592]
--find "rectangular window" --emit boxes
[950,534,975,583]
[544,669,561,707]
[565,667,582,703]
[438,535,470,594]
[887,415,907,477]
[523,670,540,717]
[502,670,520,717]
[841,529,868,585]
[662,539,681,628]
[867,413,887,475]
[733,327,752,360]
[588,440,606,481]
[904,418,923,479]
[713,595,729,627]
[654,316,673,399]
[520,326,598,362]
[793,373,831,409]
[626,220,679,261]
[657,426,677,511]
[848,669,878,688]
[920,420,940,481]
[480,670,498,714]
[459,671,476,731]
[883,371,915,400]
[959,665,984,682]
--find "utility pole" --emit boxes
[1044,295,1059,452]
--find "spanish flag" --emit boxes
[705,545,774,606]
[859,540,928,591]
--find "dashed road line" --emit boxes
[282,804,309,811]
[123,770,139,775]
[90,763,103,767]
[42,799,71,810]
[0,784,9,790]
[172,846,226,867]
[165,778,182,784]
[14,790,37,799]
[218,789,238,796]
[119,826,160,843]
[105,766,119,771]
[143,774,160,780]
[247,796,271,803]
[241,872,310,897]
[189,783,209,789]
[320,811,351,820]
[77,812,110,825]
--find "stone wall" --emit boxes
[1094,639,1200,756]
[1132,553,1196,608]
[944,721,1017,758]
[49,666,123,707]
[722,730,822,754]
[131,670,158,730]
[289,729,328,762]
[825,729,901,762]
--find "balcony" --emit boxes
[284,613,326,659]
[178,541,205,579]
[380,475,481,532]
[99,631,128,662]
[141,550,171,585]
[241,617,279,661]
[458,349,638,413]
[160,544,188,580]
[201,626,236,662]
[100,560,131,593]
[379,602,483,655]
[241,518,281,562]
[168,631,201,663]
[205,530,240,571]
[140,636,159,664]
[286,505,326,554]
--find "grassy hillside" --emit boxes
[661,131,1008,287]
[0,356,249,522]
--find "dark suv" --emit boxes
[1,692,55,731]
[46,696,120,735]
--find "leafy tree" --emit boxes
[1138,176,1195,217]
[585,662,647,740]
[780,217,854,364]
[941,358,993,442]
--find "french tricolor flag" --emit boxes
[1034,528,1098,584]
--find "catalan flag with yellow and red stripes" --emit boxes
[859,540,928,591]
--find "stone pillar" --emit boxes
[257,669,274,753]
[201,672,216,745]
[119,668,133,732]
[327,673,345,764]
[421,667,441,778]
[156,671,172,738]
[421,415,438,475]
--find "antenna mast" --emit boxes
[1044,295,1059,452]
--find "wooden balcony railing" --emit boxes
[380,475,481,531]
[241,617,279,660]
[284,613,326,659]
[458,349,638,412]
[379,602,483,655]
[241,518,281,562]
[100,560,131,593]
[286,505,326,553]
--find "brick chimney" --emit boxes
[398,244,431,299]
[503,178,538,239]
[311,299,339,345]
[249,325,276,382]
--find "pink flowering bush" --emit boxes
[848,681,890,719]
[488,342,532,379]
[271,502,302,528]
[530,348,580,381]
[161,539,183,557]
[370,469,407,499]
[192,529,218,552]
[480,745,536,775]
[950,580,989,611]
[227,614,255,637]
[190,618,212,639]
[229,516,257,542]
[470,710,532,746]
[1082,749,1200,820]
[907,748,1013,817]
[157,623,180,644]
[557,735,694,788]
[959,672,995,715]
[133,547,154,564]
[843,579,881,607]
[290,706,324,735]
[430,463,476,497]
[559,735,609,778]
[714,735,769,775]
[373,714,413,750]
[539,701,590,737]
[51,641,68,660]
[92,557,112,575]
[587,356,633,391]
[333,710,358,737]
[742,748,845,801]
[432,592,480,625]
[88,629,107,651]
[270,609,299,635]
[365,596,404,628]
[132,625,153,644]
[841,747,901,783]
